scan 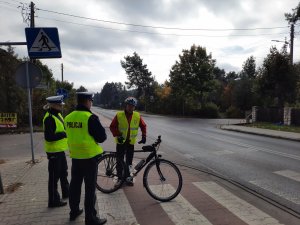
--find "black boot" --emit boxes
[70,209,83,221]
[85,216,107,225]
[48,200,67,208]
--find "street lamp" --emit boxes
[271,39,292,64]
[271,39,289,45]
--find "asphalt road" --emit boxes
[1,107,299,216]
[95,107,300,215]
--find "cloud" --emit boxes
[221,45,255,55]
[1,0,299,92]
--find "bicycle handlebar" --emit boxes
[152,135,161,147]
[141,135,161,152]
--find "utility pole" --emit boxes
[28,1,35,163]
[0,172,4,194]
[30,2,35,28]
[290,23,294,64]
[61,63,64,82]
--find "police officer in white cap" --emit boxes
[65,92,107,225]
[43,95,69,208]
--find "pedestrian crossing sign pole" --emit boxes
[25,27,62,59]
[23,27,62,163]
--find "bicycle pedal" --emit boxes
[126,177,135,183]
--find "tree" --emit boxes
[76,86,87,92]
[230,56,258,111]
[240,56,256,79]
[120,52,154,99]
[257,46,297,107]
[225,71,238,82]
[284,3,300,23]
[99,82,126,108]
[293,62,300,104]
[169,44,216,112]
[0,48,77,126]
[0,48,28,125]
[213,67,226,83]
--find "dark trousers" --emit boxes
[47,151,69,205]
[116,142,134,178]
[69,156,99,220]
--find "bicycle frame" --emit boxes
[96,135,183,201]
[131,136,163,178]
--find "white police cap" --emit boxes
[76,92,94,100]
[46,95,65,104]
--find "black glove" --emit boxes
[138,136,146,144]
[117,136,125,144]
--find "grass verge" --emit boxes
[245,122,300,133]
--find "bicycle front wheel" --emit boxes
[96,153,125,193]
[143,159,182,202]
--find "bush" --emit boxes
[226,106,244,118]
[199,102,220,118]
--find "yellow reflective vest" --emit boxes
[115,111,140,145]
[64,110,103,159]
[43,112,68,153]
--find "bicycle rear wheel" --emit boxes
[143,159,182,202]
[96,153,125,193]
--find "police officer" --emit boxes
[43,95,69,208]
[109,96,147,186]
[65,92,107,225]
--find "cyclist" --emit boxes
[109,96,147,186]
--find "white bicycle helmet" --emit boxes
[124,97,137,106]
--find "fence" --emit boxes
[291,108,300,126]
[252,106,299,126]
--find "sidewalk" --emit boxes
[221,124,300,142]
[0,115,299,225]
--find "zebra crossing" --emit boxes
[95,167,300,225]
[274,170,300,182]
[194,182,283,225]
[249,169,300,205]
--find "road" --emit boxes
[95,107,300,215]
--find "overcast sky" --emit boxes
[1,0,300,92]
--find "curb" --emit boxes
[220,125,300,142]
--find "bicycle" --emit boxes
[96,135,183,202]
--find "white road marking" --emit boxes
[96,189,139,225]
[250,179,300,204]
[151,184,213,225]
[274,170,300,182]
[194,181,284,225]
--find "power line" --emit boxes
[1,1,291,36]
[0,0,19,6]
[37,16,289,38]
[36,7,290,32]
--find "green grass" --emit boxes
[246,122,300,133]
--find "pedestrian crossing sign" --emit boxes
[25,27,62,59]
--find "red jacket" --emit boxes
[109,110,147,140]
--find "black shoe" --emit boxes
[70,209,83,221]
[48,200,67,208]
[85,217,107,225]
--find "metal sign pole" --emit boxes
[26,61,35,162]
[0,172,4,194]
